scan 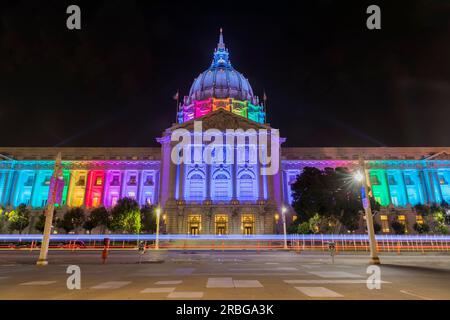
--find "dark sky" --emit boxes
[0,0,449,148]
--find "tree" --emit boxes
[110,197,141,233]
[373,222,381,234]
[7,204,30,234]
[0,207,7,233]
[414,204,430,216]
[57,207,85,233]
[287,221,300,234]
[291,167,328,223]
[413,223,430,234]
[431,210,449,234]
[140,204,157,233]
[391,221,406,235]
[34,214,46,233]
[291,167,377,232]
[83,219,96,233]
[297,222,312,234]
[88,206,110,233]
[34,208,59,233]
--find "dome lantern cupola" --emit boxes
[212,28,231,68]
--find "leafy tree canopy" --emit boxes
[110,197,142,233]
[140,204,157,233]
[291,167,379,232]
[86,206,110,232]
[7,204,30,234]
[57,207,85,233]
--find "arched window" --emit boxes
[186,172,206,201]
[212,171,231,201]
[238,172,256,201]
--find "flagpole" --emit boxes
[175,89,179,123]
[263,91,267,123]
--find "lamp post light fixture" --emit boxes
[155,206,161,250]
[355,156,380,265]
[281,206,288,249]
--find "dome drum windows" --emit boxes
[212,98,231,112]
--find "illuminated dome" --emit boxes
[178,29,265,124]
[186,29,258,105]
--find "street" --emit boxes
[0,250,449,300]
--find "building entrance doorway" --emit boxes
[241,214,255,235]
[188,215,201,235]
[215,215,228,235]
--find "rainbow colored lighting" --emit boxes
[0,160,158,209]
[179,97,265,124]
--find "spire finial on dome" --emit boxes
[218,28,225,49]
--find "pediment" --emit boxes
[425,151,450,160]
[168,109,272,132]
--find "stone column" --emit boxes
[168,158,177,201]
[424,169,436,203]
[257,155,264,200]
[2,170,14,206]
[205,164,211,200]
[179,163,185,200]
[400,171,409,206]
[383,171,392,205]
[29,171,38,207]
[418,170,429,203]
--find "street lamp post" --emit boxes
[155,207,161,250]
[355,156,380,265]
[37,152,63,266]
[281,206,288,249]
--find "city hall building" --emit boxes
[1,31,450,235]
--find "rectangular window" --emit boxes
[76,176,86,186]
[404,175,414,185]
[370,175,380,185]
[380,215,390,233]
[144,176,154,186]
[391,196,399,206]
[128,176,137,186]
[24,176,34,186]
[416,215,424,224]
[439,175,447,185]
[95,177,103,186]
[388,175,397,185]
[111,196,118,207]
[92,196,100,207]
[110,175,120,186]
[43,177,51,186]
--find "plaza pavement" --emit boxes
[0,250,449,300]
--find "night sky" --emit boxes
[0,0,449,148]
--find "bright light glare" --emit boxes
[354,171,364,182]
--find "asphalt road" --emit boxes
[0,250,449,300]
